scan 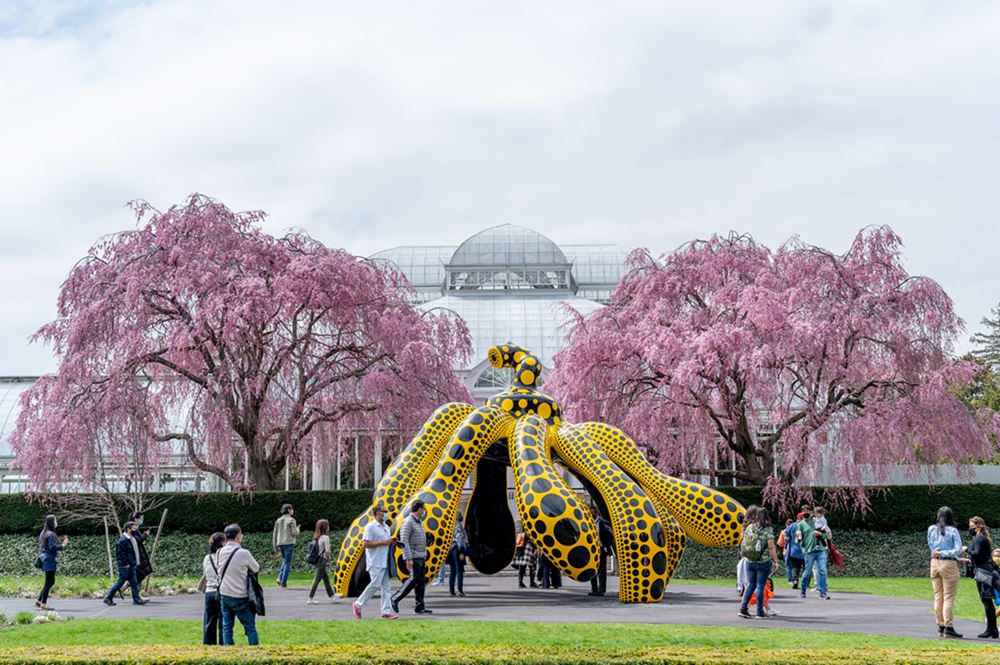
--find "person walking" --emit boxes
[797,509,831,600]
[783,517,805,588]
[217,523,261,646]
[447,513,470,597]
[390,500,433,615]
[130,511,153,588]
[928,506,964,638]
[202,532,225,645]
[589,510,615,597]
[103,521,148,606]
[514,532,537,588]
[352,504,397,619]
[307,519,335,603]
[964,516,998,639]
[35,515,69,611]
[738,505,778,619]
[272,504,299,589]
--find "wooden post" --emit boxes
[142,509,168,595]
[103,517,114,582]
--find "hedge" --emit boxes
[1,483,998,537]
[0,528,936,580]
[0,531,343,579]
[0,645,988,665]
[0,490,373,536]
[711,484,1000,532]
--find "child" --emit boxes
[748,577,777,616]
[992,548,1000,618]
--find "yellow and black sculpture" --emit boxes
[334,343,745,603]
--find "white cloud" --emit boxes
[1,0,999,373]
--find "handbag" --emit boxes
[197,575,208,593]
[34,556,44,570]
[974,566,993,585]
[246,571,266,616]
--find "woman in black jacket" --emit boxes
[965,516,998,639]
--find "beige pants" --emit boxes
[930,558,960,627]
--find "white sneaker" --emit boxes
[430,579,443,586]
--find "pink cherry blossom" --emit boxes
[11,195,471,491]
[547,227,998,507]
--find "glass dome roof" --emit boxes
[447,224,569,268]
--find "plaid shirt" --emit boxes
[512,539,535,567]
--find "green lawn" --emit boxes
[0,618,997,651]
[675,576,990,621]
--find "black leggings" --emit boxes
[979,583,999,636]
[39,570,56,604]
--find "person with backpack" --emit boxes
[272,504,300,588]
[217,523,261,646]
[306,519,334,604]
[738,505,778,619]
[130,511,153,587]
[35,514,69,611]
[202,532,225,645]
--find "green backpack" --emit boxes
[740,524,768,562]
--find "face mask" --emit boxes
[970,527,978,538]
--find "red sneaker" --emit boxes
[352,602,362,619]
[380,612,398,619]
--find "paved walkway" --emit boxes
[2,574,992,642]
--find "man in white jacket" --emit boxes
[216,524,261,645]
[353,504,397,619]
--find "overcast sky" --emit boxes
[1,1,998,375]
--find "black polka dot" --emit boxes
[531,478,552,493]
[541,494,566,518]
[568,545,591,568]
[458,426,474,442]
[553,518,581,546]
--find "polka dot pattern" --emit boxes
[555,424,670,603]
[335,343,745,605]
[392,405,515,582]
[580,422,745,547]
[332,402,473,597]
[510,415,600,583]
[485,343,563,426]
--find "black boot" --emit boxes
[943,626,963,639]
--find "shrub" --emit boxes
[0,490,373,536]
[0,531,345,578]
[14,611,34,625]
[0,645,984,665]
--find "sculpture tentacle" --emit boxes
[393,405,514,581]
[555,424,670,602]
[646,494,687,584]
[510,415,599,582]
[333,402,473,596]
[580,422,745,547]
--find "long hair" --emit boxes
[970,516,991,544]
[743,505,760,526]
[314,519,330,540]
[209,532,226,554]
[756,507,772,529]
[39,514,57,545]
[936,506,956,536]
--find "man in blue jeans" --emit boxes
[217,523,261,645]
[796,510,831,600]
[272,504,299,588]
[103,521,148,606]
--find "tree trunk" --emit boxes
[248,453,281,491]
